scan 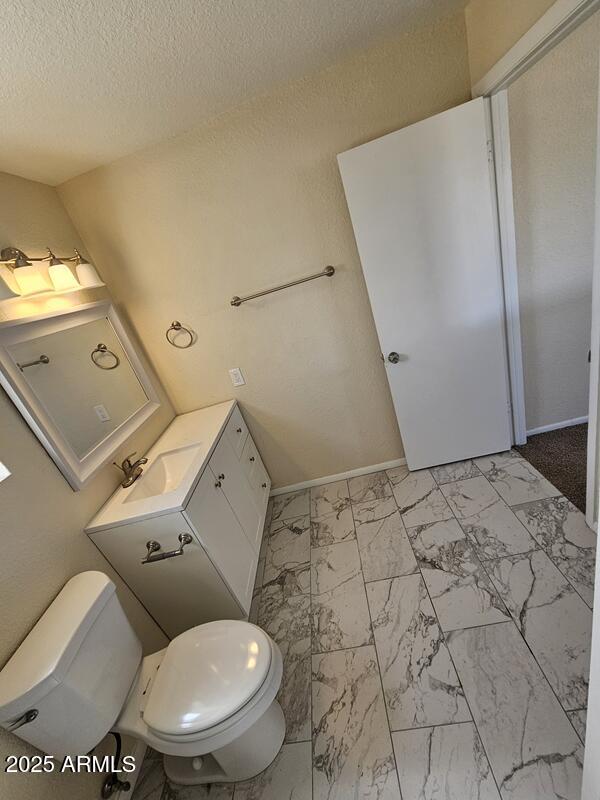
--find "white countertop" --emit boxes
[85,400,236,533]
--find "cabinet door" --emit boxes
[209,433,263,551]
[90,514,244,639]
[184,466,256,613]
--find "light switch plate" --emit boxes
[229,367,246,387]
[94,404,111,422]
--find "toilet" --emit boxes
[0,571,285,786]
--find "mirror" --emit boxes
[0,301,160,489]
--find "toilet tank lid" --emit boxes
[0,572,116,721]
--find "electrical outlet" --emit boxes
[229,367,246,387]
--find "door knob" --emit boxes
[387,352,400,364]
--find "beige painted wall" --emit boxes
[508,12,599,431]
[0,171,172,800]
[59,13,471,488]
[465,0,556,85]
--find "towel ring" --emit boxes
[166,321,194,349]
[91,343,120,370]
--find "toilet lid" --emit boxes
[143,620,272,736]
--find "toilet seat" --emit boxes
[143,620,273,739]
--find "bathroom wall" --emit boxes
[59,12,471,489]
[508,12,599,431]
[464,0,556,85]
[0,170,172,800]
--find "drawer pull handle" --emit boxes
[142,533,193,564]
[236,427,242,433]
[218,473,225,480]
[249,456,255,462]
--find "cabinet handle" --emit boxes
[218,473,225,480]
[262,482,267,488]
[142,533,193,564]
[236,427,242,433]
[249,456,255,462]
[215,480,222,488]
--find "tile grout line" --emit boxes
[396,463,507,799]
[349,472,404,800]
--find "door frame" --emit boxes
[472,0,600,528]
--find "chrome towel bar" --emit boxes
[231,265,335,307]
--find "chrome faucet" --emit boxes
[113,452,148,487]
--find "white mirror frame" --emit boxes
[0,300,161,490]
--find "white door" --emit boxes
[338,97,512,470]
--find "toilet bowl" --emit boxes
[0,572,285,786]
[117,619,285,784]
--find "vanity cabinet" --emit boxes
[87,401,271,639]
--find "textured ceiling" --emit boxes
[0,0,467,185]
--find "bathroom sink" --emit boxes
[124,443,203,503]
[85,400,236,533]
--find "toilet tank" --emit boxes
[0,571,142,757]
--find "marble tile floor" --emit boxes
[133,450,594,800]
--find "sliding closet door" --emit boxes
[338,97,512,470]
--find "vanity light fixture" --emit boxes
[0,247,105,300]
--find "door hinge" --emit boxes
[487,139,494,164]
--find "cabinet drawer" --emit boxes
[90,514,244,638]
[252,460,271,510]
[209,434,263,551]
[225,405,248,458]
[241,435,260,481]
[184,466,255,613]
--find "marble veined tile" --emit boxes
[263,515,310,597]
[447,623,583,800]
[441,476,537,560]
[515,496,596,608]
[311,540,372,652]
[568,710,587,743]
[354,496,418,582]
[431,459,482,485]
[311,507,355,547]
[441,476,501,518]
[390,469,454,528]
[409,519,509,631]
[348,470,393,504]
[487,550,591,711]
[271,489,310,521]
[461,502,536,561]
[310,479,355,546]
[312,645,401,800]
[234,741,312,800]
[367,574,470,730]
[164,780,233,799]
[474,450,523,473]
[485,461,560,507]
[259,589,311,742]
[311,479,350,518]
[392,722,501,800]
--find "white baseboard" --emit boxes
[270,457,407,496]
[526,416,588,436]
